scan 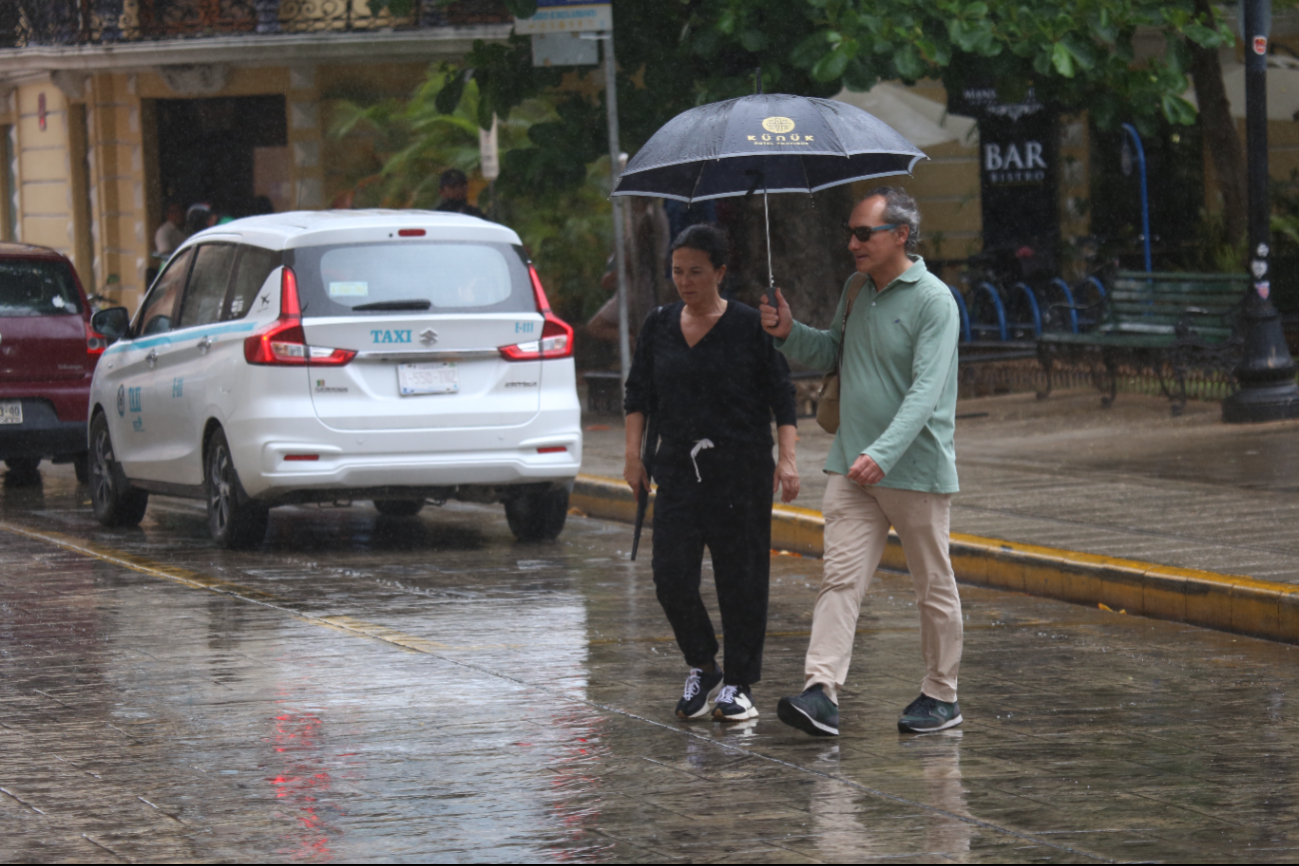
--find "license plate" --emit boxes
[0,401,21,425]
[398,362,458,396]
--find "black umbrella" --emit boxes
[611,92,927,287]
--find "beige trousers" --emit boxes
[805,473,963,704]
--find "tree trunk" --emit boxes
[621,197,671,330]
[1189,0,1247,246]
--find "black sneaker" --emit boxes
[675,667,724,720]
[897,694,962,733]
[776,684,839,736]
[713,685,758,721]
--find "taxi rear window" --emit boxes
[0,259,81,317]
[288,241,535,316]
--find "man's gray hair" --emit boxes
[861,186,921,253]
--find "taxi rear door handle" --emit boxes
[146,349,158,367]
[197,337,212,353]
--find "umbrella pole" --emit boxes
[764,189,774,289]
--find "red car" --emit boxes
[0,243,107,482]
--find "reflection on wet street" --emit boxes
[4,464,1299,862]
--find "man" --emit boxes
[435,168,486,219]
[759,187,963,737]
[154,200,185,258]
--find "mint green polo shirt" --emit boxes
[776,256,960,494]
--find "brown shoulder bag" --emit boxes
[816,273,869,434]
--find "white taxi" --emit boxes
[87,211,582,548]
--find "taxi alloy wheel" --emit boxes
[89,413,148,528]
[205,429,268,550]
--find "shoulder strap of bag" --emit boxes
[834,273,870,372]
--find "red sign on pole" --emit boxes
[1255,36,1269,55]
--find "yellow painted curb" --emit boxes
[573,473,1299,645]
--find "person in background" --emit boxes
[586,255,629,348]
[185,203,215,238]
[761,187,964,738]
[154,200,185,258]
[624,223,800,725]
[435,169,486,219]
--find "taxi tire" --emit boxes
[504,486,569,542]
[89,414,149,528]
[373,499,425,517]
[205,429,269,550]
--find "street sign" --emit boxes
[479,115,499,181]
[514,0,611,34]
[531,31,599,66]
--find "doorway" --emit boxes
[154,95,288,219]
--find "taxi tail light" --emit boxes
[244,267,356,367]
[500,265,574,361]
[85,321,107,356]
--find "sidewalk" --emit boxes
[578,388,1299,637]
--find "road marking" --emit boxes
[0,518,1109,863]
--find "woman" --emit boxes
[624,223,800,723]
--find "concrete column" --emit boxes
[288,65,323,211]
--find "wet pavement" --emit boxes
[583,388,1299,582]
[6,462,1299,862]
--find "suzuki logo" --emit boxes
[419,328,438,347]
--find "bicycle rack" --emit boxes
[948,285,973,343]
[969,281,1008,342]
[1048,277,1079,334]
[1076,276,1106,330]
[1009,282,1043,338]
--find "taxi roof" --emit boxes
[182,210,524,253]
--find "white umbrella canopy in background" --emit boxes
[832,83,979,148]
[1184,54,1299,120]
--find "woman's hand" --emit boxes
[774,456,800,503]
[625,454,651,498]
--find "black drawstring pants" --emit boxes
[651,446,773,687]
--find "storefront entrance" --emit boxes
[155,95,289,220]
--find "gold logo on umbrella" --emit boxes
[762,116,796,134]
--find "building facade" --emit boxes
[0,0,511,311]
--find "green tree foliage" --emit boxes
[443,0,1233,201]
[329,70,614,323]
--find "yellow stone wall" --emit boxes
[85,73,147,308]
[11,84,79,272]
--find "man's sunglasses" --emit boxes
[843,222,899,242]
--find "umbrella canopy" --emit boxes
[612,93,927,203]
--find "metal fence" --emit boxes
[1,0,510,46]
[956,358,1246,402]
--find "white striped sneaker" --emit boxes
[712,685,758,721]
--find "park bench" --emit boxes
[1036,271,1249,415]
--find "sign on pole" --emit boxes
[514,0,612,34]
[479,115,499,181]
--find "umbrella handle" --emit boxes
[764,189,774,289]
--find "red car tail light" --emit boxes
[500,265,574,361]
[245,267,356,367]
